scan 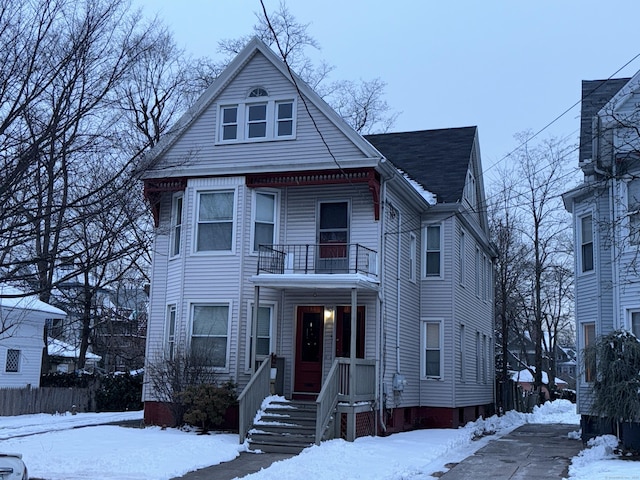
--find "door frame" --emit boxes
[293,305,324,397]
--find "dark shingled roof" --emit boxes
[579,78,630,163]
[365,127,477,204]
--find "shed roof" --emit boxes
[0,285,66,316]
[365,126,477,204]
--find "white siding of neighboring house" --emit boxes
[0,312,47,388]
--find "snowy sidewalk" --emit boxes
[439,423,583,479]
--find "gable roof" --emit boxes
[0,285,66,316]
[579,77,630,163]
[365,127,477,203]
[143,37,381,176]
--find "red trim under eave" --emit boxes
[143,178,187,227]
[246,168,381,220]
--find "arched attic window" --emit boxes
[248,87,269,98]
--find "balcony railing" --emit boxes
[257,244,378,278]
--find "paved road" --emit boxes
[439,423,583,479]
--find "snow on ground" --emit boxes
[0,401,637,480]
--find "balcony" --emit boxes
[253,244,379,290]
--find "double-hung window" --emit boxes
[253,192,277,252]
[171,194,183,257]
[475,248,481,297]
[409,233,417,282]
[425,224,442,278]
[5,349,19,372]
[628,179,640,244]
[579,215,594,273]
[249,304,273,364]
[422,320,442,378]
[166,305,177,361]
[191,304,229,368]
[583,322,596,382]
[459,230,466,285]
[630,311,640,338]
[218,88,295,142]
[196,191,234,252]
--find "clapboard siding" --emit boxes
[0,314,46,388]
[156,52,369,176]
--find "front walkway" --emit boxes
[440,423,583,479]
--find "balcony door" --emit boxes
[294,306,324,397]
[316,201,349,273]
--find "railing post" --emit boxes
[305,244,309,273]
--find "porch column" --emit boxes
[349,287,357,404]
[251,285,260,373]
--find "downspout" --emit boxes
[378,179,387,433]
[610,161,621,330]
[396,206,402,373]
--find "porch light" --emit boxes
[324,306,335,323]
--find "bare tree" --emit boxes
[217,1,398,134]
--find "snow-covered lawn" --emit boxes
[0,401,636,480]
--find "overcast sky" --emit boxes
[134,0,640,184]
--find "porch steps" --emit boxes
[248,400,319,454]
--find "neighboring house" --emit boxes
[0,286,66,388]
[47,338,101,373]
[141,38,495,446]
[510,368,568,401]
[563,72,640,439]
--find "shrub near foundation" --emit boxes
[180,381,237,432]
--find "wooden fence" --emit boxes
[0,387,94,416]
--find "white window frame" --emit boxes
[475,247,481,297]
[409,232,417,283]
[459,229,466,286]
[582,322,596,383]
[421,318,443,379]
[5,349,20,373]
[459,323,466,382]
[423,223,443,279]
[464,169,476,208]
[627,178,640,245]
[217,97,296,144]
[194,189,236,254]
[251,190,279,254]
[476,331,482,382]
[245,301,277,372]
[189,302,231,372]
[578,213,595,274]
[484,255,491,301]
[165,304,177,361]
[170,193,183,258]
[627,309,640,338]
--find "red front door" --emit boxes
[294,306,324,396]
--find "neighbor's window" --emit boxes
[580,215,594,273]
[425,225,442,277]
[5,349,20,372]
[631,311,640,338]
[459,230,466,285]
[171,194,183,257]
[422,320,442,378]
[253,192,277,252]
[459,323,466,382]
[583,322,596,382]
[628,179,640,244]
[475,248,481,297]
[409,233,417,282]
[196,191,234,252]
[191,305,229,368]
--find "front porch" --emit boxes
[239,356,377,451]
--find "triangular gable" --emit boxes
[143,37,382,175]
[598,71,640,118]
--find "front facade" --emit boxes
[142,38,495,437]
[563,73,640,438]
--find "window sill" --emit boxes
[216,135,296,146]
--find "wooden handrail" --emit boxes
[238,358,271,443]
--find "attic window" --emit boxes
[248,88,269,98]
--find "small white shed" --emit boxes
[0,286,67,388]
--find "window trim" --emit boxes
[582,322,596,383]
[459,229,466,286]
[5,349,20,373]
[251,190,279,254]
[627,179,640,245]
[245,301,277,372]
[475,247,481,298]
[578,213,595,274]
[170,193,183,258]
[189,302,232,372]
[627,309,640,338]
[165,304,177,361]
[423,223,443,279]
[421,318,444,379]
[459,323,466,382]
[194,188,236,255]
[217,97,296,144]
[409,232,417,283]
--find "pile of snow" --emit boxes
[567,435,628,480]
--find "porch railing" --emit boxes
[315,357,377,444]
[238,358,271,444]
[257,244,378,278]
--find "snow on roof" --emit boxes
[399,169,437,205]
[48,338,101,360]
[510,368,567,385]
[0,285,66,316]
